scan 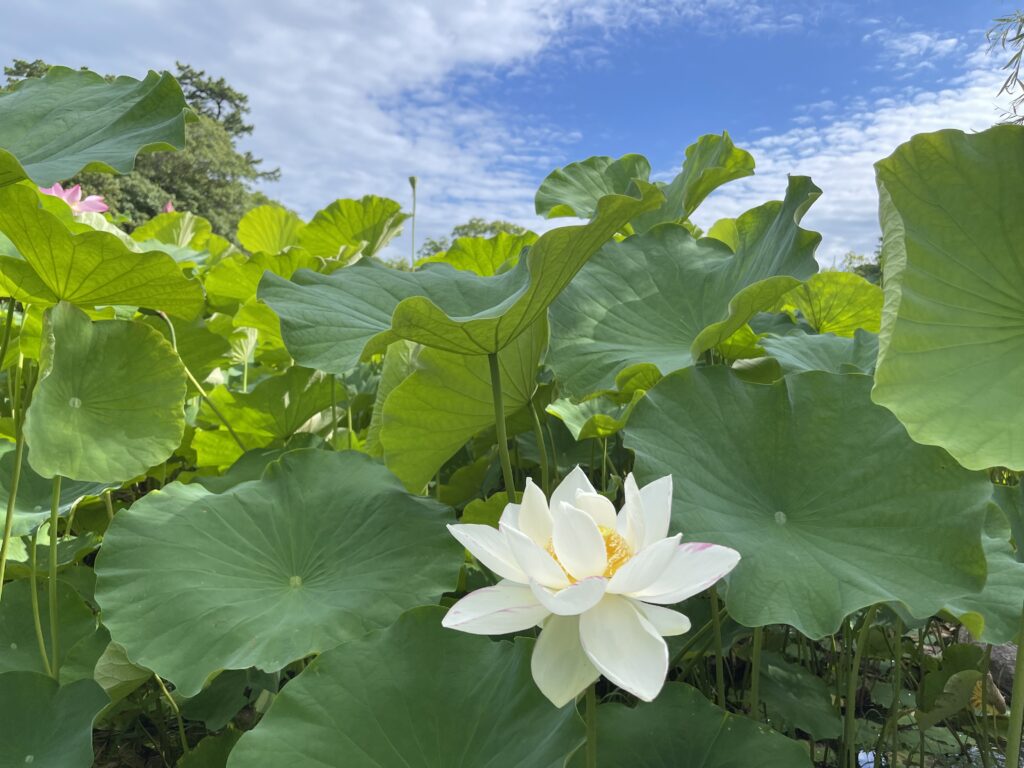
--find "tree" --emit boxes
[417,217,528,258]
[989,11,1024,125]
[3,59,280,236]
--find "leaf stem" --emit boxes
[530,402,549,496]
[845,605,877,768]
[0,356,24,600]
[29,528,52,677]
[887,617,903,766]
[1005,602,1024,768]
[329,374,338,445]
[487,352,515,497]
[749,625,763,720]
[155,312,247,452]
[0,299,15,397]
[154,674,190,754]
[710,585,726,707]
[585,682,598,768]
[48,475,62,678]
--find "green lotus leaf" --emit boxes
[549,176,820,395]
[24,303,187,483]
[0,185,204,319]
[94,450,461,696]
[365,340,417,456]
[631,131,755,233]
[205,248,318,308]
[535,153,652,218]
[0,580,97,677]
[227,606,584,768]
[93,641,152,705]
[261,183,662,370]
[944,500,1024,644]
[568,683,810,767]
[0,672,107,768]
[761,329,878,375]
[0,66,192,187]
[143,315,232,390]
[547,390,645,441]
[389,182,663,355]
[298,195,408,260]
[180,729,243,768]
[417,231,538,275]
[259,260,425,374]
[380,319,545,490]
[625,368,990,638]
[0,448,113,536]
[191,366,334,469]
[777,271,882,336]
[759,651,842,740]
[236,204,305,254]
[132,211,212,250]
[872,125,1024,471]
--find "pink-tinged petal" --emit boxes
[162,200,175,213]
[573,491,617,528]
[38,183,63,197]
[552,502,607,580]
[639,476,673,548]
[65,184,83,205]
[606,534,680,595]
[517,477,552,546]
[617,474,646,551]
[633,601,691,636]
[76,195,108,213]
[502,523,569,589]
[447,523,526,583]
[632,542,741,605]
[532,615,599,707]
[530,576,607,616]
[550,466,596,512]
[441,581,548,635]
[579,594,669,702]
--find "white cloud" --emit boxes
[0,0,814,258]
[862,27,963,72]
[694,46,1009,266]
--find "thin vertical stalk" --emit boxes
[529,403,550,495]
[487,353,516,496]
[409,176,418,263]
[242,356,249,393]
[749,626,763,720]
[0,299,15,398]
[0,357,24,600]
[104,490,115,524]
[347,402,354,451]
[978,644,993,768]
[845,605,877,768]
[28,529,51,677]
[600,438,608,493]
[154,674,190,754]
[48,475,62,678]
[888,617,903,767]
[157,312,246,452]
[710,585,726,707]
[585,682,598,768]
[1005,602,1024,768]
[329,375,338,445]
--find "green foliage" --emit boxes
[417,216,528,258]
[228,607,585,767]
[0,70,1019,767]
[4,59,279,236]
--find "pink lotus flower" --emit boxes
[162,200,175,213]
[38,183,108,214]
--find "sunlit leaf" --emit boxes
[872,125,1024,471]
[0,66,192,187]
[95,450,460,696]
[625,368,990,638]
[227,607,584,768]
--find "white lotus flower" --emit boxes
[442,467,741,706]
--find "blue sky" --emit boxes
[0,1,1017,262]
